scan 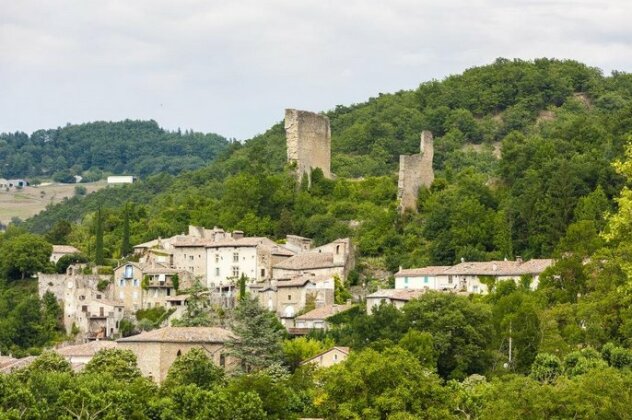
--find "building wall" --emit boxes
[172,246,207,280]
[395,275,439,290]
[113,264,144,312]
[285,109,331,183]
[304,349,348,368]
[206,246,259,287]
[119,341,230,383]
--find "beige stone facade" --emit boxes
[398,131,434,213]
[272,238,354,280]
[117,327,235,383]
[301,346,349,368]
[285,109,332,183]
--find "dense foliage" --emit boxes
[5,58,632,417]
[0,119,230,179]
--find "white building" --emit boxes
[394,258,554,294]
[50,245,81,263]
[205,234,294,288]
[107,176,135,184]
[366,289,426,314]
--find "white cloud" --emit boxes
[1,0,631,139]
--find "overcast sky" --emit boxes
[1,0,631,140]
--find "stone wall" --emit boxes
[397,131,434,213]
[285,109,331,183]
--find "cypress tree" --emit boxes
[95,207,104,265]
[120,203,131,257]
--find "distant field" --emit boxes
[0,181,107,226]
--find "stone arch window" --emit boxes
[336,245,341,255]
[124,265,133,279]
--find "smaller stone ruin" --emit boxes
[285,109,331,184]
[397,131,434,213]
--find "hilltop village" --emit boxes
[2,109,552,380]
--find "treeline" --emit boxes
[0,119,230,180]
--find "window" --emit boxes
[404,277,408,284]
[124,265,133,278]
[220,353,226,367]
[189,255,194,261]
[233,252,239,263]
[448,276,453,284]
[232,266,239,277]
[472,285,479,292]
[119,278,124,287]
[215,267,220,276]
[261,268,265,278]
[334,354,338,361]
[288,294,292,301]
[133,278,139,287]
[424,276,428,284]
[215,254,220,263]
[81,305,87,312]
[97,294,102,299]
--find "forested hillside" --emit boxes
[23,58,632,269]
[6,58,632,418]
[0,120,230,180]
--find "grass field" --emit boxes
[0,181,107,226]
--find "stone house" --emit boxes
[76,297,125,339]
[366,289,426,314]
[55,340,118,370]
[293,303,353,333]
[117,326,236,383]
[38,265,115,337]
[395,266,451,290]
[272,238,354,280]
[113,262,144,312]
[395,258,554,294]
[141,265,192,309]
[50,245,81,263]
[301,346,350,368]
[258,274,335,325]
[205,233,295,288]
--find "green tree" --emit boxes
[83,349,142,382]
[226,296,285,372]
[120,203,132,257]
[163,348,225,390]
[0,233,52,279]
[171,279,214,327]
[94,207,104,266]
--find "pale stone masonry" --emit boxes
[117,326,236,383]
[398,131,434,213]
[301,346,350,368]
[285,109,332,183]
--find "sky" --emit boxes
[1,0,632,141]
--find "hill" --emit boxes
[20,58,632,269]
[0,181,106,226]
[0,119,231,180]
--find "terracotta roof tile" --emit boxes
[274,252,339,270]
[367,288,426,301]
[55,340,118,357]
[295,304,353,321]
[117,327,234,343]
[395,266,451,277]
[52,245,81,254]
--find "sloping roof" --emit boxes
[142,266,181,275]
[55,340,118,357]
[117,327,234,343]
[395,266,451,277]
[445,259,554,276]
[0,356,36,373]
[275,275,332,288]
[0,356,17,368]
[274,252,340,270]
[172,238,215,247]
[52,245,81,254]
[166,294,190,302]
[300,346,350,365]
[296,304,353,321]
[367,288,426,301]
[206,237,295,256]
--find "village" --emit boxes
[0,109,555,382]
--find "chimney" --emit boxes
[460,257,465,263]
[232,230,244,240]
[516,256,523,264]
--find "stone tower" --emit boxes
[397,130,434,213]
[285,109,332,183]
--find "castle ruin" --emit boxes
[398,130,434,213]
[285,109,332,183]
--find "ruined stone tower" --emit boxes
[285,109,332,183]
[397,130,434,213]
